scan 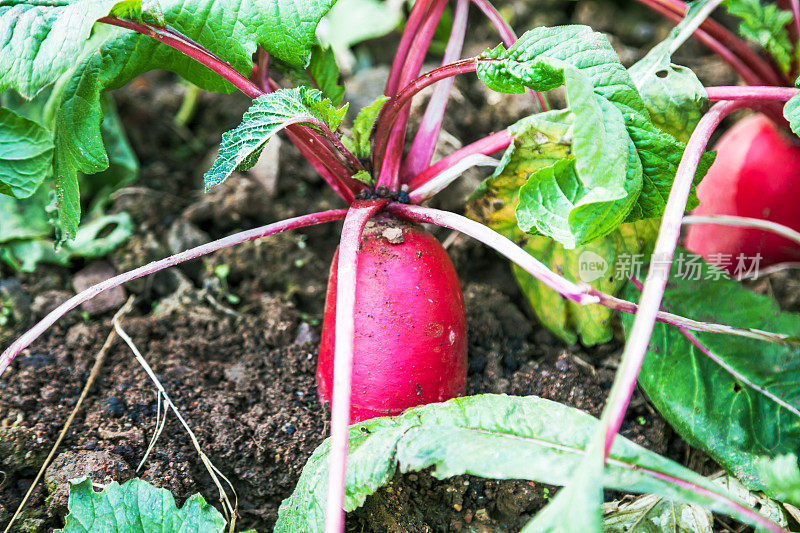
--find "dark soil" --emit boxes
[0,0,765,532]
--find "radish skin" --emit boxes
[686,113,800,270]
[317,213,468,422]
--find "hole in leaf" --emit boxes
[655,69,669,78]
[96,222,119,239]
[733,382,742,393]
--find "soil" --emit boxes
[0,1,770,532]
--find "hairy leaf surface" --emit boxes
[56,477,225,532]
[276,394,768,532]
[203,87,347,190]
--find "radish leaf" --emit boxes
[203,87,348,190]
[622,251,800,493]
[274,45,346,106]
[726,0,795,75]
[603,494,714,532]
[343,95,390,159]
[476,26,711,248]
[317,0,404,71]
[785,79,800,138]
[0,1,119,98]
[628,1,710,142]
[0,108,53,198]
[756,455,800,507]
[4,0,337,238]
[276,394,769,533]
[56,476,225,532]
[467,111,658,345]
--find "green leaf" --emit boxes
[56,476,225,532]
[203,87,347,191]
[603,494,713,533]
[628,1,710,142]
[20,0,335,236]
[621,251,800,493]
[1,0,335,99]
[756,455,800,507]
[726,0,795,75]
[0,186,53,243]
[0,107,54,198]
[343,95,390,159]
[276,394,769,533]
[785,79,800,138]
[520,446,604,532]
[317,0,403,69]
[0,0,119,98]
[0,183,132,272]
[476,25,711,248]
[275,44,346,106]
[466,111,658,344]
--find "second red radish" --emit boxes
[686,113,800,271]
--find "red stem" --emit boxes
[0,209,349,377]
[373,59,479,173]
[324,200,389,533]
[471,0,549,111]
[401,0,471,180]
[388,204,600,305]
[100,17,363,202]
[376,0,449,190]
[706,85,799,101]
[634,0,787,86]
[385,0,433,97]
[98,17,264,98]
[598,100,750,461]
[407,129,512,191]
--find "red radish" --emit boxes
[686,113,800,270]
[317,213,467,422]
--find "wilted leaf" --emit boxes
[603,494,713,533]
[467,111,658,345]
[475,25,712,248]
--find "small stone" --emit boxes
[453,503,463,512]
[40,385,59,402]
[293,322,316,345]
[464,509,473,523]
[224,363,247,384]
[474,509,490,522]
[382,227,404,244]
[73,261,126,315]
[31,290,72,319]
